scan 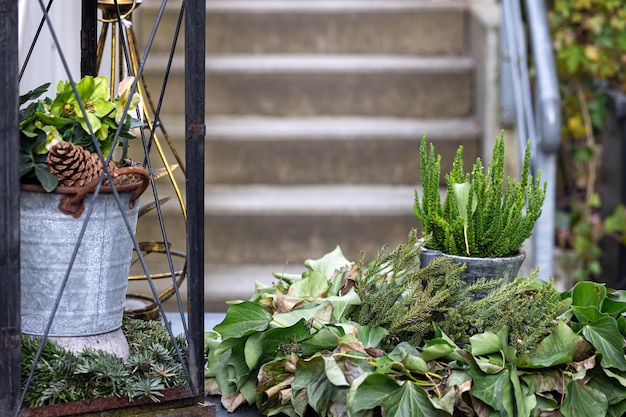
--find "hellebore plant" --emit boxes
[19,75,142,191]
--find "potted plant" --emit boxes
[413,130,546,285]
[19,75,149,358]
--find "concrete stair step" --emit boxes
[135,185,418,266]
[204,116,481,184]
[154,116,481,185]
[145,54,474,118]
[135,0,467,56]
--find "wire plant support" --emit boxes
[1,0,207,415]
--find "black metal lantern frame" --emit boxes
[0,0,205,415]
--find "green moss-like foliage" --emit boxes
[21,316,188,408]
[414,130,546,257]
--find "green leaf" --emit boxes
[571,281,606,309]
[292,357,338,416]
[517,321,583,368]
[509,365,535,417]
[304,246,351,279]
[475,354,505,374]
[287,270,330,299]
[34,164,59,192]
[243,332,263,370]
[561,379,609,417]
[469,331,502,356]
[271,302,331,328]
[355,325,388,349]
[259,320,311,365]
[213,301,273,340]
[300,324,345,357]
[451,182,477,255]
[323,355,349,387]
[325,288,361,322]
[419,337,457,362]
[347,373,439,417]
[572,305,609,325]
[582,317,626,371]
[19,83,51,105]
[469,366,515,417]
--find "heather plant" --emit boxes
[414,130,546,258]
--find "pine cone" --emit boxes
[47,142,116,187]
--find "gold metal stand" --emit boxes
[97,0,188,320]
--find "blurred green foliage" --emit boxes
[548,0,626,283]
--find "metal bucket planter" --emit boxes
[20,167,149,358]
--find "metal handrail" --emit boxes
[500,0,561,280]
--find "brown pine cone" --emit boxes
[47,142,116,187]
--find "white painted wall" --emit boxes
[18,0,82,94]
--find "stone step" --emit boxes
[157,116,481,185]
[135,185,419,266]
[145,54,474,118]
[135,0,467,56]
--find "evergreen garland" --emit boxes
[21,316,188,408]
[348,230,499,350]
[438,272,564,355]
[414,130,547,257]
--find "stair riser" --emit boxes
[136,211,418,265]
[205,138,479,185]
[209,213,417,264]
[145,70,473,118]
[136,3,467,56]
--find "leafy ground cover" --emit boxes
[205,231,626,417]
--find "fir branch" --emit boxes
[437,272,564,355]
[348,230,490,349]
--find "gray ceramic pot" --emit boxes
[420,248,526,285]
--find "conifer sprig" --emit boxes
[348,230,499,349]
[414,130,546,258]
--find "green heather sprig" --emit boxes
[414,130,546,258]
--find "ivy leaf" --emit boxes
[292,357,339,416]
[517,321,583,368]
[287,270,330,299]
[355,325,388,349]
[258,320,311,365]
[571,281,606,309]
[347,373,439,417]
[561,379,608,417]
[304,246,351,280]
[582,317,626,371]
[469,331,502,357]
[419,336,457,362]
[272,302,332,328]
[325,288,361,322]
[323,355,349,387]
[469,367,515,417]
[213,301,272,340]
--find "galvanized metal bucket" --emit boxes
[20,168,149,337]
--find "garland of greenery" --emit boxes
[21,316,188,408]
[204,231,626,416]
